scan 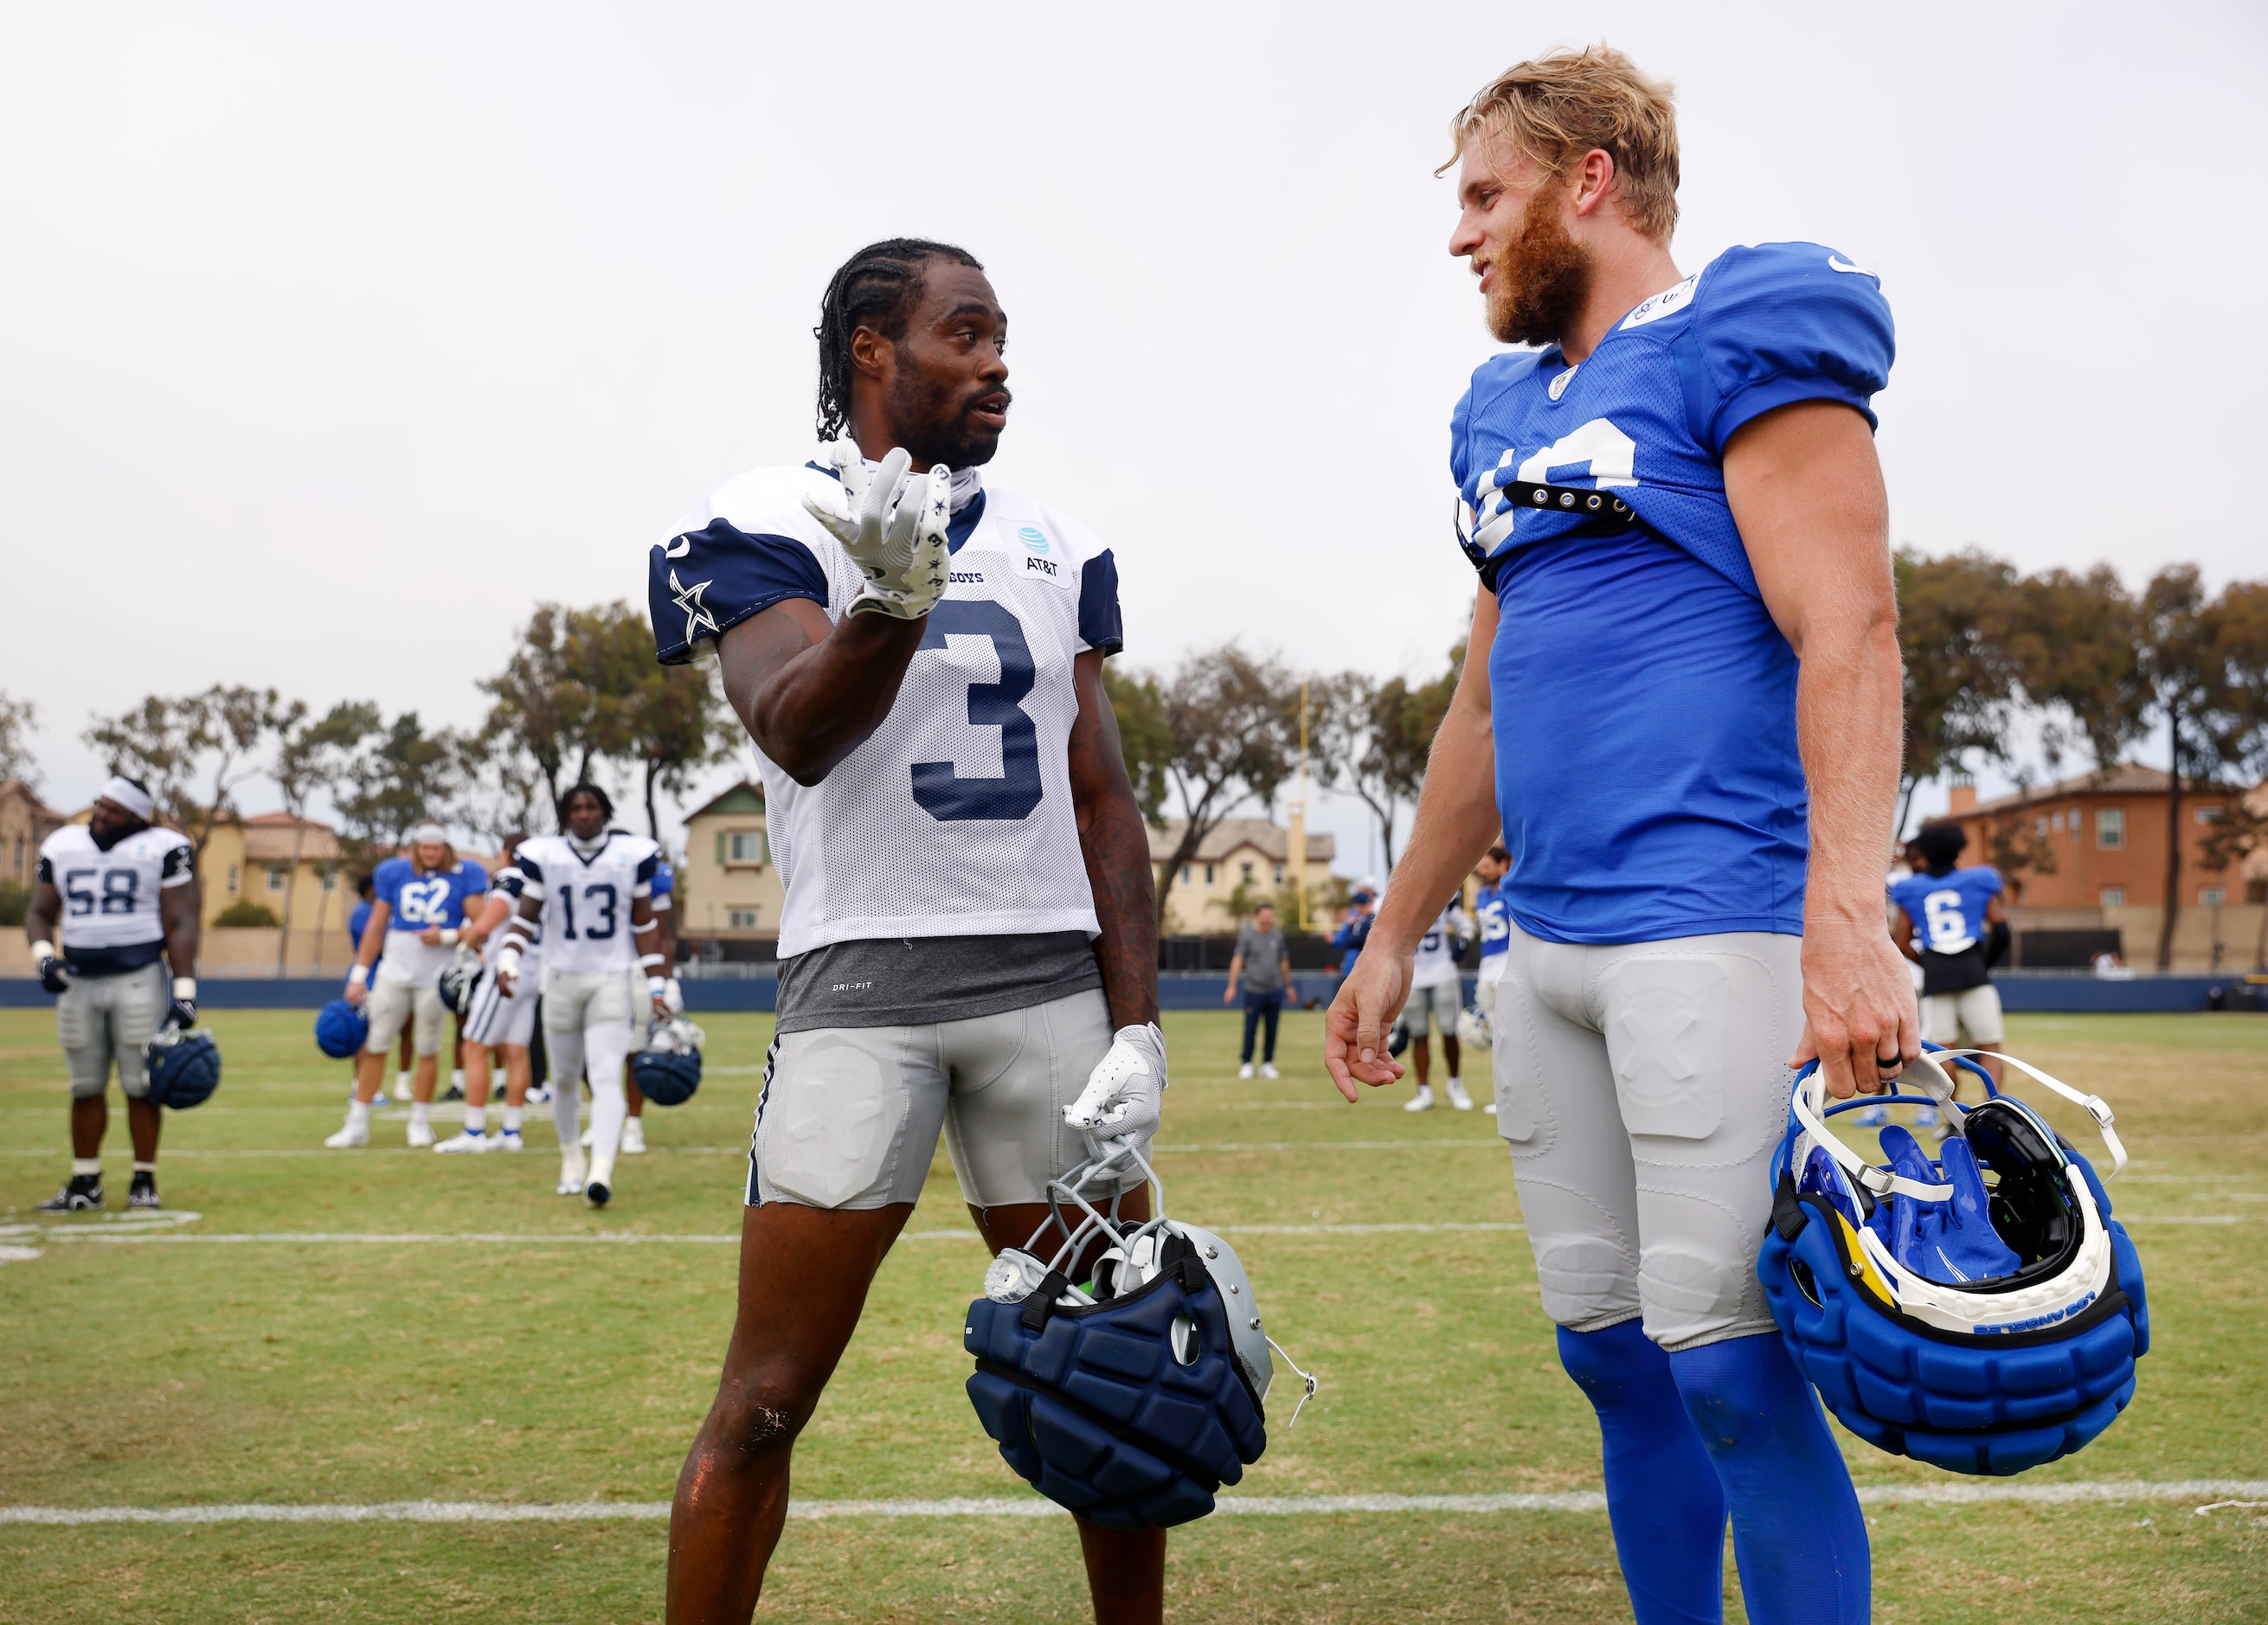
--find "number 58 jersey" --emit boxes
[648,457,1124,958]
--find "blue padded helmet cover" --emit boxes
[631,1046,702,1107]
[965,1251,1267,1529]
[314,999,369,1060]
[145,1030,222,1109]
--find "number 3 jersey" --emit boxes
[648,457,1123,958]
[36,824,194,976]
[513,831,660,978]
[1451,241,1894,947]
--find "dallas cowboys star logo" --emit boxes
[670,568,717,642]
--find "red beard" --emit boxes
[1486,190,1594,348]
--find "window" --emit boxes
[320,869,338,892]
[1240,862,1254,883]
[719,828,768,865]
[2200,887,2226,908]
[1204,864,1215,885]
[2197,806,2224,824]
[2097,807,2125,850]
[728,908,761,930]
[1179,864,1192,885]
[1273,864,1285,884]
[227,864,240,893]
[2036,814,2048,837]
[266,864,288,892]
[2100,887,2125,907]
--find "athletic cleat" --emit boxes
[556,1146,588,1197]
[1404,1085,1436,1113]
[35,1176,103,1211]
[497,1129,525,1152]
[324,1119,370,1150]
[1914,1104,1942,1130]
[1445,1079,1475,1111]
[440,1083,465,1102]
[1237,1063,1255,1080]
[621,1118,646,1155]
[1259,1063,1280,1080]
[368,1089,390,1108]
[128,1173,160,1211]
[585,1180,611,1209]
[1852,1104,1890,1128]
[405,1118,436,1149]
[434,1130,490,1154]
[525,1084,552,1106]
[1483,1102,1497,1115]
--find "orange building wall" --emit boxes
[1955,789,2240,909]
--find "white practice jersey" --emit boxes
[38,824,193,975]
[648,457,1124,958]
[1410,902,1473,990]
[514,832,659,977]
[485,861,544,978]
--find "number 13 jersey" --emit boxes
[648,457,1124,958]
[514,832,661,978]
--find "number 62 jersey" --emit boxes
[647,456,1123,958]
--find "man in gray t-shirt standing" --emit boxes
[1225,902,1295,1079]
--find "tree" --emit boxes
[480,606,599,812]
[0,691,40,788]
[1147,646,1299,929]
[1310,648,1461,877]
[1101,665,1173,825]
[2006,566,2147,779]
[83,686,292,860]
[270,700,380,974]
[449,727,552,845]
[1894,549,2021,837]
[331,711,459,857]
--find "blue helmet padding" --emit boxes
[964,1256,1266,1528]
[1878,1127,2021,1284]
[145,1031,221,1109]
[314,999,369,1059]
[631,1047,701,1107]
[1758,1182,2143,1476]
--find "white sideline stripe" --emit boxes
[6,1481,2265,1526]
[22,1220,1535,1247]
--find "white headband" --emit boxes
[100,776,155,821]
[409,822,449,845]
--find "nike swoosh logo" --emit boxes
[1828,255,1875,276]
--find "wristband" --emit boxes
[173,976,197,1002]
[440,928,459,947]
[646,976,668,998]
[348,964,369,986]
[33,940,56,962]
[639,953,665,970]
[496,947,522,978]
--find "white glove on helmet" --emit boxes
[800,438,952,620]
[1063,1022,1168,1162]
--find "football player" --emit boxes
[492,785,669,1205]
[652,239,1165,1624]
[344,871,406,1105]
[325,822,488,1149]
[433,833,540,1153]
[1327,47,1907,1622]
[1401,898,1474,1112]
[1471,845,1511,1114]
[27,776,201,1211]
[1887,821,2006,1087]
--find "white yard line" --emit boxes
[5,1480,2265,1526]
[14,1220,1534,1247]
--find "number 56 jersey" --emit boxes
[648,457,1124,958]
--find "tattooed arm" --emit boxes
[1067,649,1160,1029]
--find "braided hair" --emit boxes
[813,238,985,440]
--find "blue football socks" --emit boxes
[1668,1332,1871,1623]
[1557,1321,1727,1624]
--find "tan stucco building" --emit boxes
[1148,817,1337,933]
[679,781,784,941]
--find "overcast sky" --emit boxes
[4,1,2263,865]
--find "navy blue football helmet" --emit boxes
[631,1018,704,1107]
[145,1025,221,1109]
[966,1149,1315,1528]
[314,998,369,1059]
[1758,1046,2146,1476]
[437,950,483,1018]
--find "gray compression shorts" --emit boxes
[1491,919,1802,1352]
[748,987,1123,1211]
[364,976,446,1057]
[57,961,169,1101]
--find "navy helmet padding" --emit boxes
[965,1253,1266,1529]
[314,999,369,1059]
[631,1047,702,1107]
[145,1031,222,1109]
[1757,1145,2146,1477]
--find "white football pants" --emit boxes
[542,969,637,1188]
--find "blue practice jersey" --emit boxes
[1474,880,1511,962]
[371,856,489,986]
[1452,242,1894,946]
[1890,864,2002,956]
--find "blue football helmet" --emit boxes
[1757,1046,2147,1476]
[314,998,369,1059]
[145,1025,222,1109]
[965,1148,1316,1529]
[631,1017,704,1107]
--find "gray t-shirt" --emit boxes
[1232,924,1289,994]
[774,931,1102,1034]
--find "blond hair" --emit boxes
[1445,45,1680,242]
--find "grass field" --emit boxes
[3,1006,2265,1623]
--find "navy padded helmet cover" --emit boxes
[965,1255,1267,1529]
[631,1047,701,1106]
[146,1031,222,1108]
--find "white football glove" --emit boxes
[800,437,952,620]
[1063,1022,1168,1163]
